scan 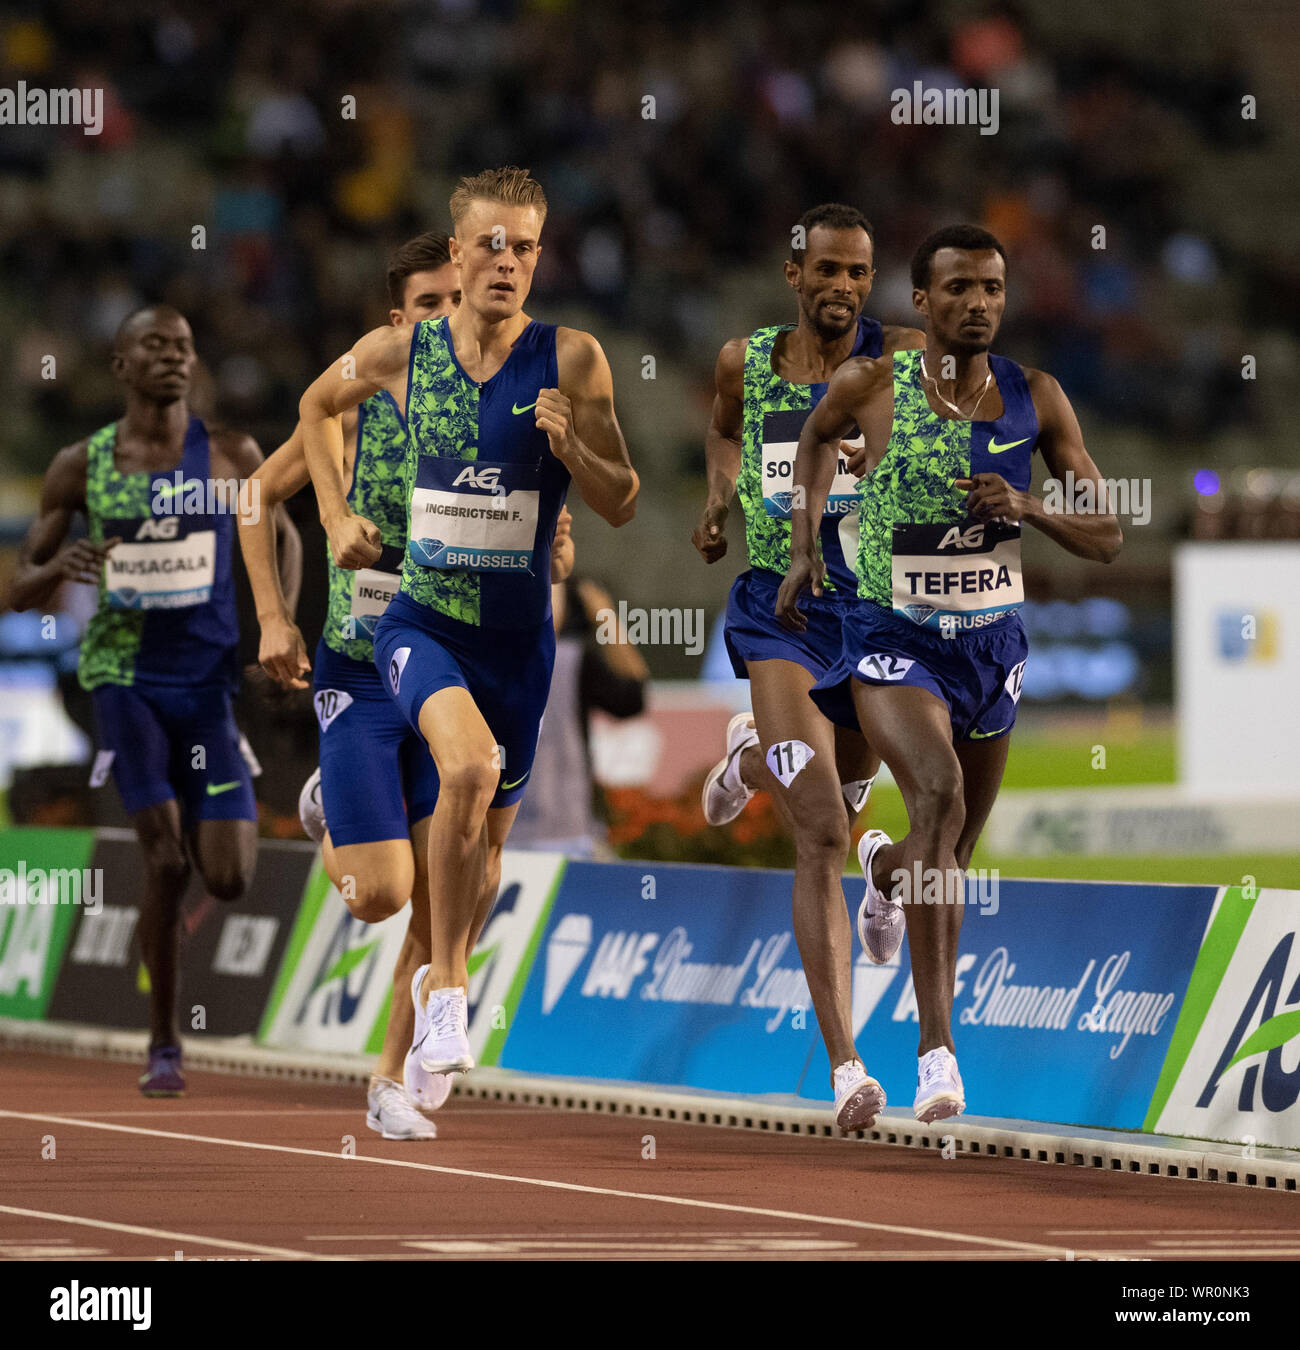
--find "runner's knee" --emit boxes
[438,759,499,818]
[790,801,851,858]
[910,765,966,836]
[141,838,190,895]
[201,856,251,903]
[343,877,409,924]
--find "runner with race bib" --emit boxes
[11,306,300,1097]
[779,225,1123,1125]
[691,203,924,1133]
[298,167,637,1099]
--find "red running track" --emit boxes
[1,1049,1297,1262]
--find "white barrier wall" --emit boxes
[1174,542,1300,797]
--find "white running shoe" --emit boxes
[702,713,760,825]
[406,966,474,1076]
[365,1077,438,1140]
[832,1059,886,1132]
[406,1061,454,1114]
[856,829,904,964]
[914,1047,965,1124]
[298,767,327,844]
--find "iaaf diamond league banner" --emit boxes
[498,860,1232,1136]
[258,851,566,1062]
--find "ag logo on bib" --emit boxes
[388,646,412,695]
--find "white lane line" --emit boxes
[1050,1229,1296,1236]
[0,1204,333,1261]
[305,1230,814,1240]
[0,1109,1065,1258]
[31,1108,538,1119]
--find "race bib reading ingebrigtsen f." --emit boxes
[348,544,404,636]
[407,457,540,573]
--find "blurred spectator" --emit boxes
[510,575,650,858]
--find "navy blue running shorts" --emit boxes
[723,568,853,682]
[90,681,257,820]
[811,603,1029,742]
[313,639,441,847]
[372,592,555,809]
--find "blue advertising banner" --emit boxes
[499,860,1220,1130]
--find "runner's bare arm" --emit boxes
[237,426,315,689]
[958,371,1123,563]
[550,505,575,583]
[880,325,926,354]
[843,335,916,474]
[547,328,638,527]
[215,429,303,620]
[8,441,113,612]
[692,337,745,563]
[300,325,406,566]
[777,356,891,628]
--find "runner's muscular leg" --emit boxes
[851,682,966,1056]
[736,659,797,834]
[953,736,1010,872]
[833,724,882,822]
[469,803,520,952]
[133,798,192,1048]
[321,836,415,924]
[373,816,432,1084]
[416,685,499,997]
[748,658,858,1067]
[191,817,258,902]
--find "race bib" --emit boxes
[102,528,216,610]
[348,544,404,636]
[760,409,861,519]
[891,519,1023,632]
[408,457,539,573]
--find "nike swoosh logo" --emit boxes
[511,401,537,415]
[988,438,1029,454]
[205,781,241,796]
[968,727,1008,740]
[501,773,529,790]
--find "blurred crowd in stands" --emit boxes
[0,0,1290,514]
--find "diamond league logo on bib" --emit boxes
[408,537,445,567]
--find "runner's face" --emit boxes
[916,249,1006,352]
[451,202,543,321]
[792,226,875,339]
[393,263,461,325]
[115,315,196,402]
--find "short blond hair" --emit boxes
[450,166,548,230]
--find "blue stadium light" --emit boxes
[1193,469,1220,496]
